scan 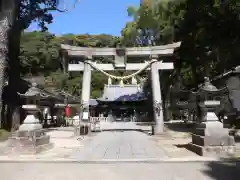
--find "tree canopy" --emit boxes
[20,31,119,98]
[122,0,240,88]
[19,0,240,99]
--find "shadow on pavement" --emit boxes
[100,129,152,136]
[202,159,240,180]
[164,122,195,133]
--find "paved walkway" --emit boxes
[0,162,239,180]
[1,124,240,179]
[0,125,205,161]
[99,121,152,132]
[69,131,167,160]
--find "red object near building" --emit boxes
[65,105,71,117]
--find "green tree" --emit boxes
[121,0,240,121]
[0,0,81,130]
[123,0,240,88]
[20,31,61,75]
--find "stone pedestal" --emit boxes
[6,129,53,154]
[189,105,236,156]
[74,123,90,136]
[5,105,53,154]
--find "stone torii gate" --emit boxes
[61,42,181,133]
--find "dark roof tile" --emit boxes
[100,84,142,101]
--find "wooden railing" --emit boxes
[89,117,109,131]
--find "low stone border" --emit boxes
[0,157,239,163]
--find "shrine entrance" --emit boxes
[95,83,147,123]
[61,42,181,134]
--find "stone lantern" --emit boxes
[189,77,235,156]
[6,83,52,154]
[198,77,221,123]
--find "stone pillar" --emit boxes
[150,58,164,134]
[76,61,91,136]
[80,61,92,119]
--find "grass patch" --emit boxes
[0,129,11,142]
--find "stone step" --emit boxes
[4,143,53,155]
[194,128,229,136]
[192,134,235,146]
[188,143,236,156]
[7,134,50,147]
[10,130,46,138]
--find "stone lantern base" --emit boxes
[5,129,53,154]
[189,119,236,157]
[74,123,91,136]
[4,107,53,155]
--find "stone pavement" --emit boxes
[99,121,151,132]
[68,122,166,160]
[0,129,83,160]
[2,122,238,162]
[1,124,240,179]
[0,123,222,161]
[152,128,198,158]
[69,130,167,160]
[0,162,239,180]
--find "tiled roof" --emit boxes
[99,84,144,101]
[89,99,98,106]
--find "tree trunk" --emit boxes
[3,0,22,132]
[0,0,15,129]
[7,22,22,131]
[8,7,21,89]
[191,63,198,89]
[0,0,21,131]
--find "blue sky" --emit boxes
[28,0,140,36]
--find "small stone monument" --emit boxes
[5,83,53,154]
[189,77,236,156]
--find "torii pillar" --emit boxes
[150,55,164,133]
[80,59,92,122]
